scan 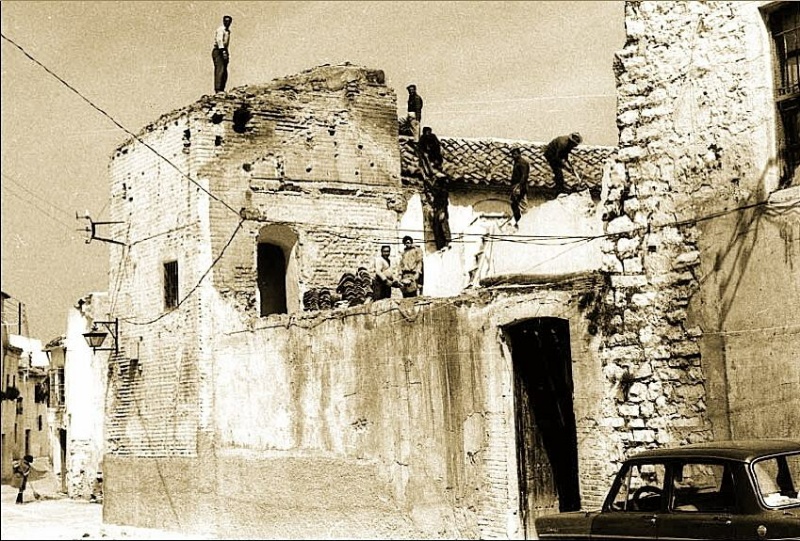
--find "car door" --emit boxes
[656,460,735,540]
[591,460,665,540]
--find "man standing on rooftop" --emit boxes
[407,84,423,141]
[212,15,233,93]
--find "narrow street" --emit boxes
[1,484,217,540]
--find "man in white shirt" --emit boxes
[212,15,233,93]
[372,245,397,301]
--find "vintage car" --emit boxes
[535,439,800,540]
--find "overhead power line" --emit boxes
[1,32,240,217]
[1,182,77,232]
[2,172,76,221]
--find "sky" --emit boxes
[1,1,625,342]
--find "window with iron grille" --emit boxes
[164,260,179,309]
[767,2,800,188]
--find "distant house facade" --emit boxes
[99,2,798,537]
[1,291,51,483]
[46,292,109,499]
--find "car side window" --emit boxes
[672,462,735,512]
[753,453,800,508]
[610,462,666,512]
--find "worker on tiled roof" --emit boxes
[509,146,531,227]
[544,132,582,192]
[418,126,443,172]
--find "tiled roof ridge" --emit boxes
[400,135,617,192]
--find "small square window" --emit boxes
[164,260,179,309]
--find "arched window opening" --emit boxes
[258,243,287,316]
[257,225,298,316]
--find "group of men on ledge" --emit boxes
[373,236,424,301]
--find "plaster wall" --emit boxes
[61,295,109,498]
[104,284,609,539]
[408,186,606,297]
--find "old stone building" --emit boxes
[98,2,798,539]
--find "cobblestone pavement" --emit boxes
[1,484,216,540]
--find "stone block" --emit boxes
[618,110,640,126]
[673,250,700,269]
[619,404,640,417]
[616,236,641,258]
[608,215,636,235]
[601,417,626,428]
[628,382,649,402]
[630,292,655,308]
[617,146,647,162]
[611,275,648,289]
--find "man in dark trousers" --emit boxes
[399,236,424,297]
[14,454,34,504]
[407,84,423,140]
[543,132,582,192]
[509,147,530,226]
[426,174,451,250]
[372,245,396,301]
[418,126,443,172]
[212,15,233,93]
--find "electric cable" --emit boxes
[1,32,241,217]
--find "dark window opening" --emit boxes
[258,243,287,316]
[164,260,179,310]
[507,317,580,538]
[767,2,800,188]
[38,415,42,431]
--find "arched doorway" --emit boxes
[256,225,298,316]
[506,317,580,538]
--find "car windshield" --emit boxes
[752,452,800,509]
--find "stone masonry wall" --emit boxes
[600,0,793,471]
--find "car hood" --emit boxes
[535,510,599,538]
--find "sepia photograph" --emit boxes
[1,1,798,539]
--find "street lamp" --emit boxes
[82,318,119,354]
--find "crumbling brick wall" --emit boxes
[106,64,406,456]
